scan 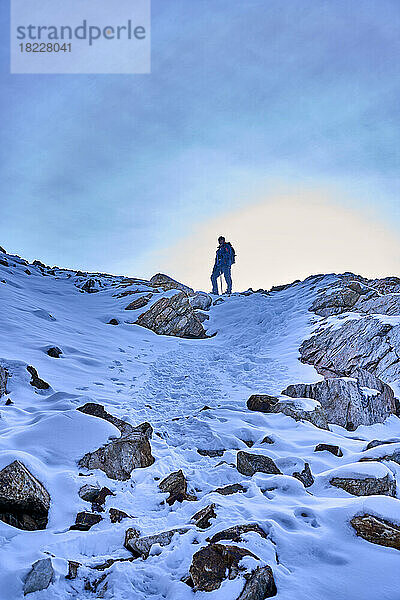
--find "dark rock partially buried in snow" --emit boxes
[78,430,155,481]
[77,402,149,437]
[282,371,396,430]
[189,293,212,311]
[330,472,396,497]
[0,366,8,397]
[24,558,54,595]
[70,511,102,531]
[46,346,62,358]
[207,523,268,544]
[0,460,50,530]
[351,514,400,550]
[237,566,277,600]
[237,452,281,477]
[27,365,50,390]
[125,527,190,559]
[188,543,258,591]
[125,293,153,311]
[159,469,196,505]
[314,443,343,457]
[213,483,247,496]
[191,504,216,529]
[292,462,314,487]
[135,292,207,339]
[247,393,329,430]
[109,508,132,523]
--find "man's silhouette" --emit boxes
[211,236,235,295]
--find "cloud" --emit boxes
[155,188,400,291]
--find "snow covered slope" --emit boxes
[0,250,400,600]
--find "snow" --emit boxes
[0,257,400,599]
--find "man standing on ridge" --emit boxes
[211,236,236,295]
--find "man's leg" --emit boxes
[211,266,220,294]
[223,265,232,294]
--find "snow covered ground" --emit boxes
[0,254,399,599]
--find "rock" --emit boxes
[330,472,395,497]
[191,504,216,529]
[70,511,102,531]
[24,558,54,595]
[25,269,31,275]
[247,393,329,430]
[314,443,343,457]
[81,279,99,293]
[107,319,119,325]
[79,484,102,502]
[135,292,206,339]
[237,452,281,477]
[159,470,196,505]
[310,287,361,317]
[0,245,5,253]
[46,346,62,358]
[213,483,247,496]
[189,293,212,311]
[292,462,314,487]
[359,446,400,466]
[262,436,275,444]
[355,294,400,316]
[197,449,224,457]
[364,439,400,451]
[208,523,268,544]
[125,293,153,311]
[77,402,151,437]
[5,398,13,405]
[91,487,114,511]
[282,372,396,429]
[351,514,400,550]
[189,543,258,591]
[213,298,224,305]
[196,311,210,322]
[247,395,279,413]
[27,365,50,390]
[125,527,189,558]
[237,565,277,599]
[0,258,8,267]
[300,318,400,382]
[0,366,7,397]
[149,273,194,295]
[65,561,80,580]
[109,508,132,523]
[0,460,50,530]
[78,431,155,481]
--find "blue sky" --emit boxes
[0,0,399,280]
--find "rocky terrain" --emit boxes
[0,247,399,599]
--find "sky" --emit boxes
[0,0,399,290]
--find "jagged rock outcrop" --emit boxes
[0,460,50,530]
[135,292,207,339]
[0,366,8,396]
[70,511,102,531]
[237,452,281,476]
[282,371,396,429]
[292,462,314,487]
[237,566,277,599]
[311,286,365,316]
[300,318,400,382]
[78,430,155,481]
[24,558,54,595]
[188,543,258,591]
[213,483,247,496]
[109,508,131,523]
[355,294,400,316]
[150,273,194,295]
[125,527,189,558]
[159,469,196,504]
[247,394,329,430]
[351,514,400,550]
[192,504,216,529]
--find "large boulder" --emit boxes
[237,566,277,599]
[329,464,396,497]
[300,318,400,382]
[0,461,50,530]
[149,273,194,295]
[135,292,207,339]
[310,286,362,317]
[237,452,281,477]
[189,543,258,591]
[24,558,54,595]
[282,371,396,429]
[78,430,154,481]
[351,514,400,550]
[189,293,212,311]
